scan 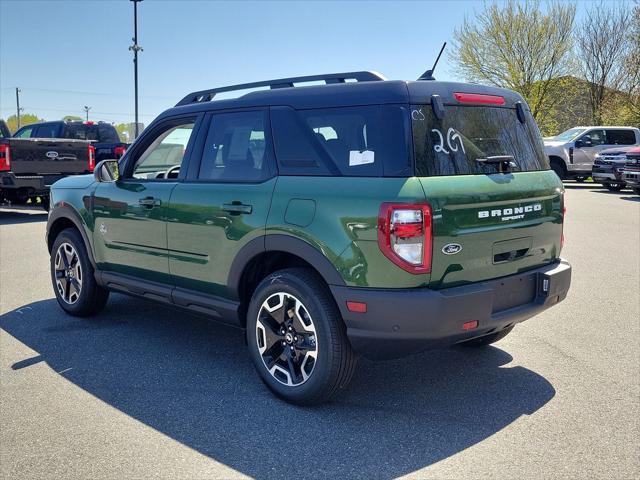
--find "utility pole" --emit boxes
[129,0,143,139]
[83,105,91,122]
[15,88,23,128]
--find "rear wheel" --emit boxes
[575,176,587,183]
[460,325,514,347]
[246,268,356,405]
[605,183,624,192]
[51,228,109,316]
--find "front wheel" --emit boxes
[605,183,624,192]
[246,268,356,405]
[51,228,109,316]
[459,325,514,347]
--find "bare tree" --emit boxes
[577,2,634,124]
[451,0,576,124]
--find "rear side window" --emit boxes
[272,105,411,177]
[412,105,549,176]
[606,129,636,145]
[63,124,98,141]
[34,124,59,138]
[198,110,273,182]
[97,124,120,143]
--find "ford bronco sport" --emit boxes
[46,71,571,405]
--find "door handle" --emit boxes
[222,202,252,215]
[139,197,161,208]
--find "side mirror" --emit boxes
[94,159,120,182]
[576,135,592,148]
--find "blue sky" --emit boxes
[0,0,613,126]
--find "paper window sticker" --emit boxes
[349,150,375,166]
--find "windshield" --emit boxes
[412,105,549,176]
[552,127,587,142]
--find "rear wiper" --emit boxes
[475,155,516,173]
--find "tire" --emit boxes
[50,228,109,316]
[40,196,50,211]
[460,325,514,347]
[575,177,586,183]
[605,183,624,192]
[634,188,640,195]
[246,268,356,405]
[550,160,566,180]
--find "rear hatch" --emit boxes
[410,90,564,289]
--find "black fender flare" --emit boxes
[46,206,96,268]
[227,234,346,299]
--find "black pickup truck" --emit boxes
[14,120,128,162]
[0,135,95,209]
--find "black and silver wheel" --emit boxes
[255,292,318,386]
[54,242,83,305]
[51,228,109,316]
[246,268,356,405]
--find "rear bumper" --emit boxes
[0,172,46,193]
[331,260,571,359]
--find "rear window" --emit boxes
[271,105,411,177]
[63,124,99,141]
[412,105,549,176]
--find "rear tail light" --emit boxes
[454,92,506,105]
[0,144,10,172]
[378,203,432,274]
[114,145,126,158]
[88,145,96,172]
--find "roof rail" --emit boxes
[175,71,387,107]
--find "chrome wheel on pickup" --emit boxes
[54,242,82,304]
[255,292,318,386]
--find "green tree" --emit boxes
[451,0,576,126]
[5,113,45,134]
[114,123,130,142]
[62,115,83,122]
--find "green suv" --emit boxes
[46,71,571,404]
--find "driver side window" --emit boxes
[132,122,195,179]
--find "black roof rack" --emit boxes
[175,71,387,107]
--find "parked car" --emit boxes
[622,147,640,195]
[0,134,95,209]
[591,146,637,191]
[14,120,127,162]
[544,126,640,181]
[46,71,571,404]
[0,120,10,138]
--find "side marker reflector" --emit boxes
[347,301,367,313]
[462,320,478,331]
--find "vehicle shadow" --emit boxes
[0,296,556,478]
[0,207,48,225]
[620,195,640,202]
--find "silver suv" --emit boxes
[544,126,640,181]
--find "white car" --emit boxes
[544,126,640,181]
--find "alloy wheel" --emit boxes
[255,292,318,386]
[54,242,83,304]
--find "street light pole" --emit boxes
[83,106,91,122]
[15,88,22,129]
[129,0,143,139]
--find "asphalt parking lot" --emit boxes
[0,184,638,479]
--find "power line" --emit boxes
[0,86,174,100]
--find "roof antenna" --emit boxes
[418,42,447,81]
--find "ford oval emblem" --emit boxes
[46,151,59,159]
[442,243,462,255]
